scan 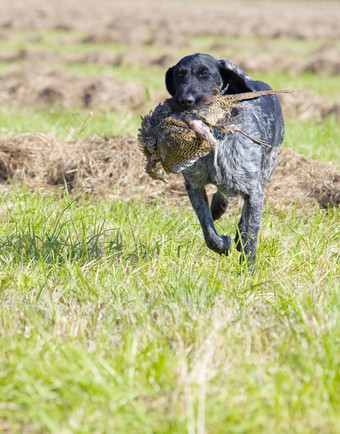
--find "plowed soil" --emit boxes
[1,0,339,42]
[0,64,146,111]
[0,1,339,120]
[0,63,338,122]
[1,45,340,78]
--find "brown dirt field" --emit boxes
[0,1,339,121]
[279,91,340,123]
[0,62,338,123]
[0,134,338,212]
[293,44,340,76]
[1,1,340,81]
[2,44,340,78]
[1,0,339,42]
[230,44,340,77]
[0,64,146,111]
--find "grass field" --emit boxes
[0,1,340,432]
[1,189,339,433]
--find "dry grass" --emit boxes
[267,147,340,210]
[0,133,339,210]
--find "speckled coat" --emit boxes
[166,55,285,263]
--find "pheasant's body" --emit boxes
[138,89,289,182]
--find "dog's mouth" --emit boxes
[195,94,216,107]
[171,85,228,113]
[170,94,216,113]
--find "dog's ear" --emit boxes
[218,59,253,94]
[165,66,175,96]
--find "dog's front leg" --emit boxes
[235,191,264,263]
[184,180,231,255]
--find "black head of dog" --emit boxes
[165,53,252,109]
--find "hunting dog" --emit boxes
[165,53,285,263]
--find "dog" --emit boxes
[165,53,285,263]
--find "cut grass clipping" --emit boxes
[0,133,339,209]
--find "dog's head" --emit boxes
[165,53,252,110]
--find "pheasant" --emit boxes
[138,89,289,183]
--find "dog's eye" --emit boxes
[198,70,209,78]
[176,71,186,79]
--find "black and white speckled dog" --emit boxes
[165,53,285,263]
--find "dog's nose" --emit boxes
[179,96,194,109]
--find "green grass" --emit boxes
[0,188,339,432]
[184,34,327,58]
[284,116,340,166]
[252,70,340,103]
[0,106,141,140]
[0,28,164,58]
[65,62,166,92]
[0,28,124,55]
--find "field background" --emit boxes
[0,0,339,433]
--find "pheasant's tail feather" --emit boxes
[233,127,272,149]
[220,89,292,105]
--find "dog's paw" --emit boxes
[205,234,231,256]
[235,233,257,265]
[220,235,232,256]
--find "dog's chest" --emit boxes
[182,152,241,195]
[182,135,264,197]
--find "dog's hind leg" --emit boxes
[211,190,229,221]
[185,181,231,255]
